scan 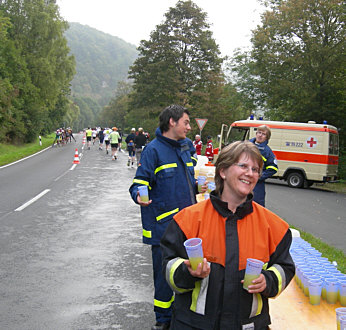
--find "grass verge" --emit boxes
[313,181,346,194]
[0,134,55,167]
[290,225,346,274]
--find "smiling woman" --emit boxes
[161,140,295,329]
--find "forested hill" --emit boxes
[65,22,138,109]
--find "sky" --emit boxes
[56,0,265,57]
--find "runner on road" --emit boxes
[109,127,120,160]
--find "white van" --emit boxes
[217,119,339,188]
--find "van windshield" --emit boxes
[225,127,249,146]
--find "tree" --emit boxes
[0,10,38,142]
[128,0,226,138]
[251,0,345,144]
[98,81,134,130]
[1,0,75,142]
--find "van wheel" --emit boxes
[287,172,304,188]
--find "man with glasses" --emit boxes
[250,125,278,206]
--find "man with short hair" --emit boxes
[134,127,147,166]
[250,125,278,206]
[126,128,136,167]
[129,105,198,330]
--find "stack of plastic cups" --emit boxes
[336,308,346,330]
[290,236,346,306]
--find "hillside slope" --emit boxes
[65,22,138,107]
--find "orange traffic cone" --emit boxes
[73,148,80,164]
[82,136,86,145]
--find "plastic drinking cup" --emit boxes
[184,238,204,271]
[340,316,346,330]
[308,279,323,305]
[207,182,215,193]
[339,280,346,306]
[336,308,346,330]
[197,176,206,193]
[138,185,149,202]
[243,258,264,291]
[322,275,336,300]
[326,278,339,304]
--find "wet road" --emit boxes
[0,140,345,329]
[266,179,346,253]
[0,142,154,329]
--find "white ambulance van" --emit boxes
[217,119,339,188]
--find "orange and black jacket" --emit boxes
[161,192,295,329]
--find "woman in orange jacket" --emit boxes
[161,141,295,329]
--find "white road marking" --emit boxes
[70,164,77,171]
[14,189,50,211]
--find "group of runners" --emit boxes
[85,127,124,160]
[52,127,76,146]
[84,126,150,166]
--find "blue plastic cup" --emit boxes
[339,280,346,307]
[197,176,206,193]
[308,279,323,305]
[326,278,339,304]
[243,258,264,291]
[184,238,204,271]
[207,181,215,193]
[336,308,346,330]
[340,315,346,330]
[138,185,149,202]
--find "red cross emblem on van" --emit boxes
[306,137,317,148]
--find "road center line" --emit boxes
[14,189,51,212]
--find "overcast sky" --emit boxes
[56,0,265,56]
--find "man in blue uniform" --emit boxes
[250,125,278,206]
[129,105,198,330]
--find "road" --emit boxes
[0,139,345,329]
[266,179,346,253]
[0,137,154,329]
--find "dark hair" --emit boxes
[159,105,190,133]
[214,141,263,195]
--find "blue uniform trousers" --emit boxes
[253,180,266,207]
[152,245,173,323]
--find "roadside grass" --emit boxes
[290,225,346,274]
[0,134,55,167]
[313,180,346,194]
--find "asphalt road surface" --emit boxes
[0,136,154,329]
[0,138,345,329]
[265,179,346,253]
